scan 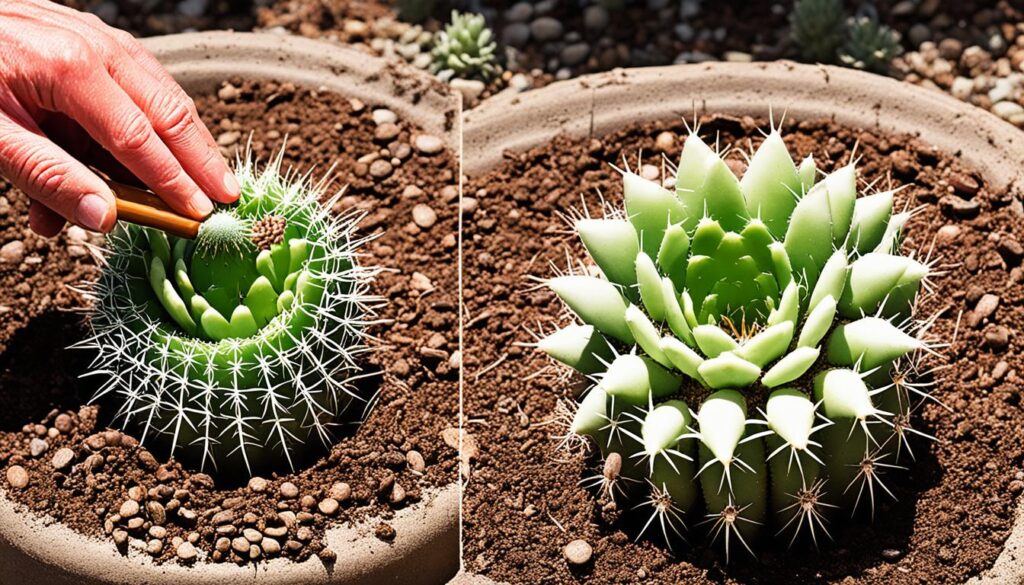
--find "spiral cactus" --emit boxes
[539,124,935,558]
[431,11,497,80]
[77,154,380,476]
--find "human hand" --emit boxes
[0,0,239,236]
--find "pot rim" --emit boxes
[0,31,460,585]
[461,61,1023,585]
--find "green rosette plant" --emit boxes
[539,124,936,558]
[431,11,497,80]
[78,154,380,477]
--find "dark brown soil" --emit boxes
[462,115,1023,584]
[0,79,458,565]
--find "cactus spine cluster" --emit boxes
[78,154,380,476]
[539,123,935,557]
[431,11,498,80]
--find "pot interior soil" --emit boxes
[0,79,459,565]
[462,115,1023,584]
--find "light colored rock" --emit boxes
[414,134,445,155]
[450,78,486,102]
[372,109,397,125]
[0,241,24,264]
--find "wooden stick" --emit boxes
[105,180,201,240]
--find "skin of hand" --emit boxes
[0,0,239,237]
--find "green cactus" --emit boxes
[840,16,903,74]
[539,124,935,558]
[431,11,497,80]
[77,154,380,477]
[790,0,846,63]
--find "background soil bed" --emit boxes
[462,115,1023,584]
[0,79,458,566]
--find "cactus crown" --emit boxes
[77,153,382,476]
[539,122,936,558]
[431,10,497,80]
[840,16,904,74]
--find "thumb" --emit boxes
[0,116,116,232]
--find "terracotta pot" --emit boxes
[0,31,460,585]
[462,61,1024,585]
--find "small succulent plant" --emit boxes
[431,10,497,80]
[840,16,904,74]
[78,154,380,476]
[790,0,847,64]
[539,123,936,558]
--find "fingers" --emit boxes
[0,115,115,233]
[104,53,239,205]
[29,200,66,237]
[51,64,214,221]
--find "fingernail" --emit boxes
[76,194,113,232]
[223,171,240,200]
[190,191,214,217]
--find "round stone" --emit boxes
[318,498,340,516]
[51,448,74,470]
[6,466,28,489]
[412,204,437,229]
[280,482,299,499]
[369,159,393,179]
[530,17,563,42]
[176,541,197,561]
[119,500,140,518]
[414,134,444,155]
[372,109,397,125]
[328,482,351,502]
[563,539,593,565]
[247,477,268,493]
[0,241,25,264]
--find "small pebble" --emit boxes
[176,541,197,562]
[318,498,340,515]
[328,482,351,502]
[369,159,393,179]
[146,539,163,555]
[29,438,48,458]
[374,123,401,141]
[6,465,28,489]
[375,522,396,541]
[243,528,263,543]
[54,414,73,433]
[564,539,593,565]
[406,450,426,473]
[0,241,25,264]
[414,135,444,155]
[280,482,299,498]
[261,537,281,556]
[119,500,140,518]
[248,477,268,493]
[412,204,437,228]
[372,109,397,125]
[51,448,74,470]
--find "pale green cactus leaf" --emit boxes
[661,278,695,345]
[698,352,762,389]
[761,346,821,388]
[848,190,893,254]
[814,368,877,420]
[696,389,748,465]
[766,280,800,328]
[549,275,634,344]
[797,294,837,348]
[578,218,640,288]
[690,217,726,256]
[740,131,801,238]
[657,222,690,290]
[244,276,279,327]
[765,388,816,450]
[625,172,685,258]
[826,316,922,369]
[571,387,609,437]
[838,253,927,318]
[734,321,794,367]
[642,400,691,456]
[873,211,911,255]
[537,324,614,374]
[600,354,681,403]
[769,241,793,290]
[807,249,848,312]
[693,324,739,358]
[798,154,817,193]
[636,252,667,321]
[660,336,705,382]
[625,305,672,367]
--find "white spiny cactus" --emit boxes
[75,153,383,476]
[537,122,940,559]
